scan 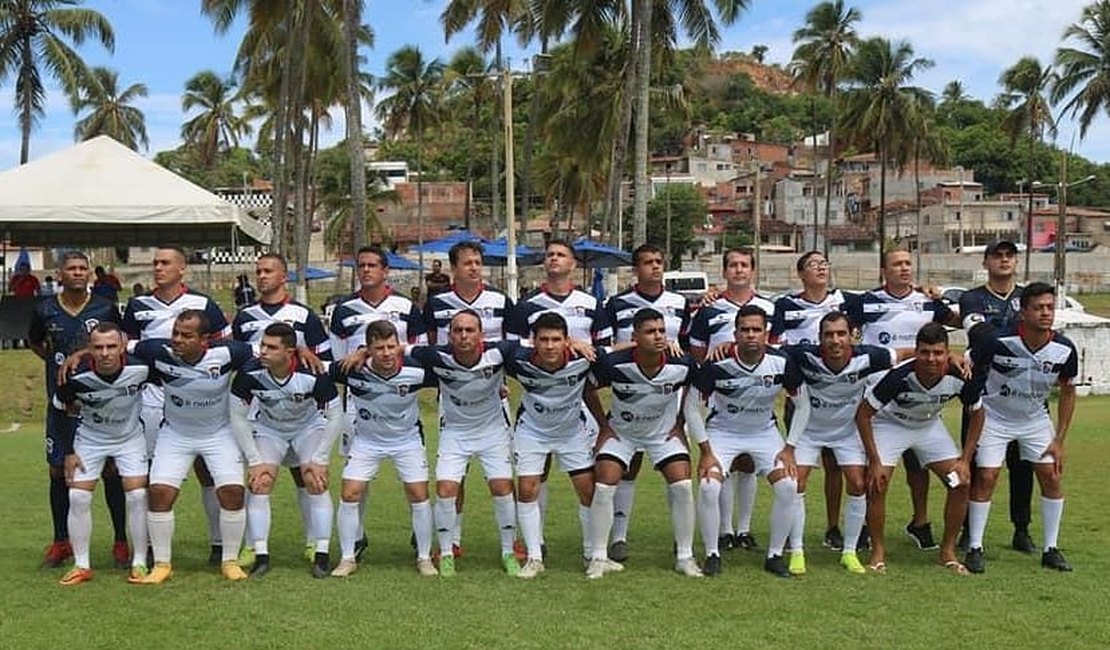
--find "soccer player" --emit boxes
[412,310,519,577]
[778,312,896,575]
[329,321,438,578]
[958,240,1035,553]
[230,323,342,578]
[692,305,801,578]
[856,322,982,573]
[28,251,129,569]
[963,282,1077,573]
[121,245,231,564]
[848,249,959,553]
[602,243,690,562]
[232,253,331,565]
[585,308,703,579]
[503,312,600,578]
[688,248,775,557]
[54,323,151,585]
[770,250,853,553]
[126,310,266,583]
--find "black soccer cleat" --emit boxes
[763,554,792,578]
[703,554,722,577]
[311,552,331,579]
[354,535,369,562]
[735,532,760,551]
[718,534,737,552]
[822,526,844,551]
[249,554,271,578]
[964,547,986,574]
[608,540,629,563]
[1041,547,1072,572]
[905,522,939,551]
[208,544,222,566]
[1012,528,1037,554]
[857,526,871,552]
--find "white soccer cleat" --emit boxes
[518,558,545,579]
[585,558,608,580]
[330,558,358,578]
[601,558,624,573]
[674,557,703,577]
[416,558,438,577]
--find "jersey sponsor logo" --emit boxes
[619,410,661,423]
[207,365,222,379]
[83,318,100,332]
[878,331,892,345]
[1042,360,1056,374]
[762,374,775,387]
[170,394,185,407]
[54,352,65,365]
[1011,298,1021,311]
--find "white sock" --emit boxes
[1042,497,1064,550]
[968,500,991,550]
[219,508,246,563]
[125,488,149,568]
[308,492,333,553]
[588,484,617,560]
[435,497,458,556]
[247,494,271,555]
[518,500,542,559]
[842,494,867,553]
[736,472,758,534]
[578,504,592,560]
[537,482,549,545]
[492,494,517,555]
[202,486,221,545]
[411,500,433,560]
[452,512,463,546]
[698,478,722,556]
[718,474,736,537]
[768,478,797,557]
[337,500,361,560]
[788,492,806,551]
[148,510,174,564]
[67,488,93,569]
[668,479,696,561]
[611,480,635,543]
[297,486,313,546]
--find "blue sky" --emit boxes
[1,0,1106,173]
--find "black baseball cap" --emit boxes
[984,240,1018,258]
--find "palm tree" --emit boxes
[71,66,148,150]
[840,36,933,275]
[791,0,861,255]
[181,70,253,168]
[376,45,445,272]
[343,0,368,262]
[0,0,114,163]
[1052,0,1110,138]
[445,46,492,231]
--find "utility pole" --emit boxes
[665,162,672,268]
[753,158,762,278]
[503,66,518,299]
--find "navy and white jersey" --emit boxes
[783,344,896,433]
[688,293,776,351]
[693,348,791,432]
[866,360,984,428]
[328,290,427,359]
[972,329,1078,432]
[591,348,695,439]
[422,286,514,344]
[28,294,120,396]
[232,299,332,359]
[849,287,951,349]
[330,358,435,448]
[231,360,339,433]
[959,285,1022,332]
[771,290,851,345]
[410,344,509,434]
[54,357,149,445]
[131,339,254,437]
[606,286,690,344]
[508,287,612,343]
[121,288,230,341]
[500,341,593,438]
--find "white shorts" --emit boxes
[873,417,959,467]
[72,430,148,482]
[435,428,513,482]
[149,426,244,489]
[255,424,327,467]
[140,403,162,455]
[707,425,784,477]
[513,426,593,476]
[597,432,688,469]
[976,418,1056,468]
[342,436,429,484]
[794,426,865,467]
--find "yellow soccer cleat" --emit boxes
[220,561,249,581]
[840,552,866,574]
[133,562,172,584]
[59,567,94,586]
[789,550,807,576]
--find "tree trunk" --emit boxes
[603,27,637,246]
[518,39,547,238]
[631,0,652,247]
[878,146,887,281]
[913,140,922,283]
[292,1,313,303]
[344,0,367,265]
[270,0,299,255]
[19,39,33,164]
[464,95,479,231]
[823,89,836,258]
[491,40,503,236]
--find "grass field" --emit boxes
[2,348,1109,649]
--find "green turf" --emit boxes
[2,348,1108,649]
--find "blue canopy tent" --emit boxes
[481,238,544,266]
[571,238,632,268]
[287,266,337,282]
[338,252,423,271]
[410,229,486,254]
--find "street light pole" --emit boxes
[503,65,518,300]
[665,162,672,268]
[956,165,965,252]
[752,158,762,278]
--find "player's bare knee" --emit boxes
[517,476,540,502]
[658,455,691,483]
[404,482,429,503]
[488,478,513,497]
[437,480,460,499]
[148,484,178,511]
[594,458,624,486]
[121,476,147,491]
[216,484,245,509]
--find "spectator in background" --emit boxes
[92,266,122,302]
[234,273,257,309]
[424,260,451,297]
[40,276,59,297]
[131,282,145,297]
[10,261,40,297]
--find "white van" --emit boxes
[664,271,709,306]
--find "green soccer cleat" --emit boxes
[439,555,456,578]
[238,546,256,569]
[502,552,521,577]
[840,552,866,574]
[789,550,807,575]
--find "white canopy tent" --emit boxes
[0,135,270,247]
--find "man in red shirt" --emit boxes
[10,262,40,297]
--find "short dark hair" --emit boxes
[356,245,388,268]
[156,245,187,261]
[532,312,568,337]
[818,310,850,336]
[175,308,210,334]
[632,307,664,331]
[915,322,949,348]
[1020,281,1055,309]
[881,248,911,268]
[263,322,297,348]
[722,247,755,270]
[632,243,664,266]
[365,320,399,344]
[94,265,106,275]
[735,304,768,327]
[449,241,484,267]
[257,252,287,271]
[92,321,123,337]
[796,250,824,272]
[451,308,483,331]
[60,251,89,265]
[546,239,576,258]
